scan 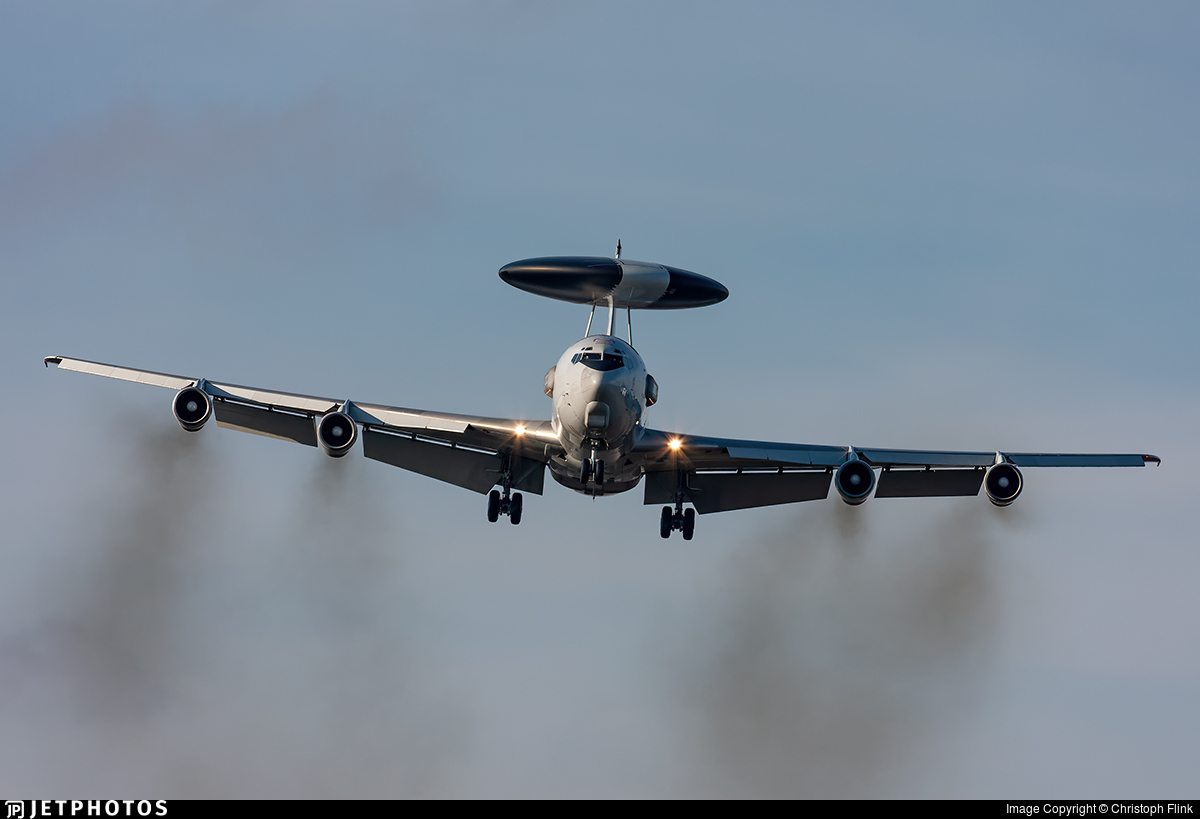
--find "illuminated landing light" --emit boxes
[515,425,526,436]
[668,438,682,451]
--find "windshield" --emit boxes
[572,352,625,371]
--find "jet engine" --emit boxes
[316,411,358,457]
[984,462,1022,506]
[834,459,875,505]
[645,374,659,407]
[544,366,556,397]
[172,386,212,432]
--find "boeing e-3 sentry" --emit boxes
[45,247,1160,539]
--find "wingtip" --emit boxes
[1144,454,1161,466]
[44,356,61,369]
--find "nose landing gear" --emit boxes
[580,450,605,490]
[660,498,695,540]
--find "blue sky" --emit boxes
[2,2,1196,797]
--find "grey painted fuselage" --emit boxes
[548,334,651,495]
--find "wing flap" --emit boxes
[644,469,832,513]
[213,401,318,446]
[1005,453,1152,467]
[363,428,534,495]
[857,448,1158,469]
[874,468,985,498]
[511,455,546,495]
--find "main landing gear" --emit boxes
[487,457,522,524]
[487,488,522,524]
[660,498,695,540]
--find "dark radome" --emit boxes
[658,265,729,309]
[499,256,728,309]
[499,257,622,305]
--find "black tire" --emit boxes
[580,458,592,484]
[594,458,605,486]
[660,506,673,539]
[509,492,523,525]
[487,490,500,523]
[682,507,695,541]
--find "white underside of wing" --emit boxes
[50,357,194,390]
[352,403,470,434]
[46,354,551,446]
[206,382,337,414]
[640,427,1156,472]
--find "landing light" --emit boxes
[668,439,682,451]
[515,425,526,436]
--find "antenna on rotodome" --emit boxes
[615,239,622,259]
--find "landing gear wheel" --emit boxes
[580,458,592,484]
[660,506,673,539]
[682,507,695,540]
[509,492,523,525]
[487,490,500,523]
[594,458,605,486]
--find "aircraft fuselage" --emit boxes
[548,334,651,495]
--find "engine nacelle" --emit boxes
[544,366,556,397]
[984,463,1022,506]
[316,411,358,457]
[645,374,659,407]
[834,459,875,505]
[172,386,212,432]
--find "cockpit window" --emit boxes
[572,352,625,371]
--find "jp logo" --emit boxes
[6,802,24,819]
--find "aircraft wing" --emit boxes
[44,356,557,495]
[635,426,1160,513]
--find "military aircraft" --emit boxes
[45,247,1159,539]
